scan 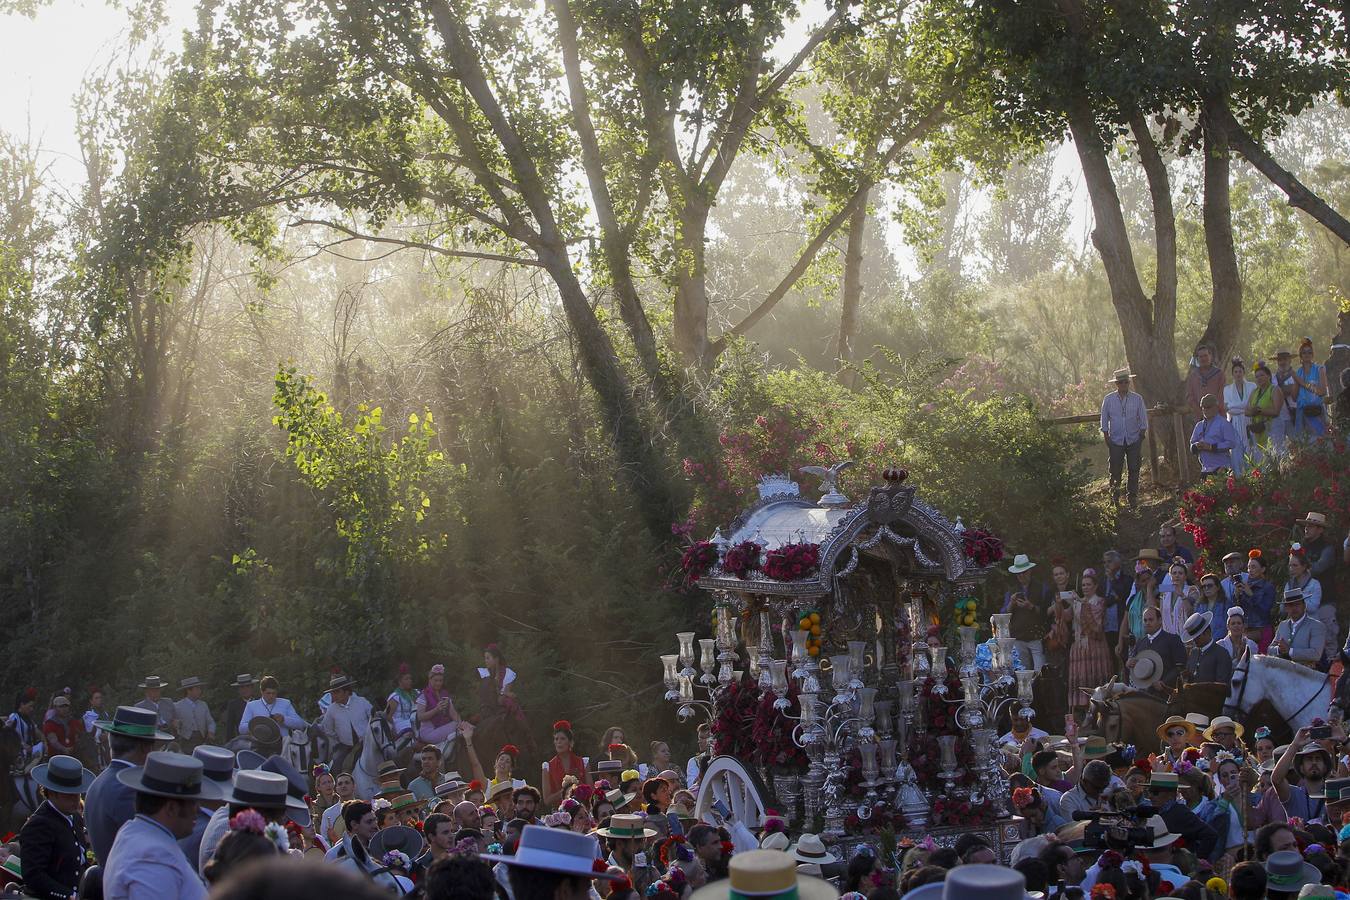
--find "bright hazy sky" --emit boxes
[0,0,197,185]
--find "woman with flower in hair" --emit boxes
[490,743,519,792]
[1068,568,1113,719]
[416,663,461,745]
[1235,549,1276,651]
[203,812,283,885]
[543,719,590,806]
[475,644,533,774]
[1287,543,1335,659]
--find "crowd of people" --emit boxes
[1101,326,1350,505]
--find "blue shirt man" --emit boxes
[1189,394,1238,475]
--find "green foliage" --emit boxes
[682,361,1107,559]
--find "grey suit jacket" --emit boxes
[1273,614,1327,665]
[85,759,137,865]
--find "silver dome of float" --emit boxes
[697,468,977,595]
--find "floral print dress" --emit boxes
[1068,595,1112,708]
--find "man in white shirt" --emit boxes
[1100,368,1148,507]
[1058,759,1113,821]
[238,675,307,734]
[319,674,371,774]
[173,677,216,753]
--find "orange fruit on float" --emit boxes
[810,612,821,624]
[810,624,821,636]
[799,617,811,629]
[808,645,820,656]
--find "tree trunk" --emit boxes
[836,188,868,389]
[672,202,711,367]
[1064,92,1181,407]
[1198,113,1243,367]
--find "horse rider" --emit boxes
[1272,588,1327,666]
[19,754,94,899]
[1126,606,1187,695]
[7,688,44,765]
[174,677,216,754]
[134,675,179,736]
[221,674,257,744]
[237,675,307,736]
[1181,612,1233,686]
[320,673,371,775]
[84,706,174,865]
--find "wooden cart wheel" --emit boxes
[694,755,769,829]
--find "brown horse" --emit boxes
[1084,680,1230,752]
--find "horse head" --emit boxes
[1225,654,1252,715]
[368,713,398,761]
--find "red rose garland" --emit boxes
[762,542,821,581]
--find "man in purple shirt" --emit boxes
[1189,393,1238,477]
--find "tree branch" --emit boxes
[1127,112,1176,337]
[1209,100,1350,247]
[290,218,544,267]
[710,102,949,356]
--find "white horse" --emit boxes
[1225,653,1330,733]
[354,713,410,799]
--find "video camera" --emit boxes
[1072,804,1156,850]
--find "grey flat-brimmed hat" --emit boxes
[138,675,170,690]
[1266,851,1321,894]
[260,755,312,826]
[32,755,95,794]
[218,770,307,812]
[117,751,225,802]
[229,674,257,687]
[193,745,236,782]
[236,749,266,771]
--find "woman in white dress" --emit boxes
[1223,357,1257,473]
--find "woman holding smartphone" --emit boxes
[1044,559,1076,676]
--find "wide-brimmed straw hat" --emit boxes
[1007,554,1036,574]
[690,849,838,900]
[1135,549,1162,563]
[1155,716,1197,742]
[229,674,257,687]
[1137,815,1179,849]
[117,751,225,802]
[1109,368,1133,384]
[1203,716,1244,741]
[102,705,174,742]
[790,834,838,865]
[760,832,790,851]
[483,824,623,879]
[1298,512,1328,527]
[1131,651,1165,689]
[138,675,170,690]
[1180,611,1213,644]
[595,813,657,840]
[32,756,95,794]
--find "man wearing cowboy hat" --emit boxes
[197,766,308,875]
[484,824,623,900]
[1272,588,1327,666]
[597,814,660,894]
[1298,511,1337,609]
[18,754,95,899]
[1181,611,1232,685]
[1146,770,1217,861]
[319,672,369,776]
[104,751,224,900]
[134,675,179,736]
[1002,554,1050,672]
[85,706,175,865]
[1101,367,1148,507]
[220,674,256,744]
[1274,727,1334,823]
[173,677,216,753]
[1135,813,1187,888]
[1127,606,1187,695]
